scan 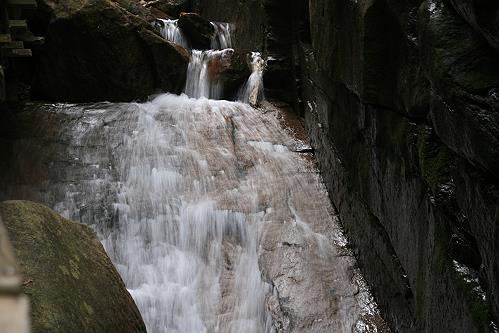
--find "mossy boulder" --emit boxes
[0,201,146,333]
[30,0,189,102]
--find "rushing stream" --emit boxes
[0,17,388,333]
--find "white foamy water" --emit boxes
[238,52,265,106]
[156,19,189,49]
[156,19,232,51]
[184,49,234,100]
[211,22,233,49]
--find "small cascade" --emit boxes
[156,19,189,49]
[184,49,234,99]
[155,17,267,104]
[211,22,233,49]
[238,52,266,106]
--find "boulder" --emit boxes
[178,12,214,49]
[30,0,189,102]
[0,200,147,333]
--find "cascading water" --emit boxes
[156,17,238,101]
[157,19,232,51]
[211,22,233,50]
[182,21,235,100]
[184,49,234,100]
[156,19,189,49]
[237,52,265,106]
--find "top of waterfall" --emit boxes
[156,18,233,50]
[211,22,233,49]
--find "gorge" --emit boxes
[0,0,498,332]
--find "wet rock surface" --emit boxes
[0,200,146,333]
[2,0,497,331]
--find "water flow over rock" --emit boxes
[158,17,241,101]
[211,22,233,49]
[238,52,265,106]
[156,19,189,49]
[184,49,233,99]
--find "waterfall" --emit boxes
[184,49,234,100]
[211,22,233,49]
[156,20,232,51]
[237,52,265,106]
[156,19,189,49]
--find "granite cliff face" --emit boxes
[194,0,499,331]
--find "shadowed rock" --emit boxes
[30,0,189,102]
[449,0,499,51]
[178,12,214,49]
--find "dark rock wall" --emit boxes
[302,0,499,331]
[196,0,499,331]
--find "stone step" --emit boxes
[2,48,32,57]
[0,35,12,44]
[1,41,24,49]
[7,0,37,8]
